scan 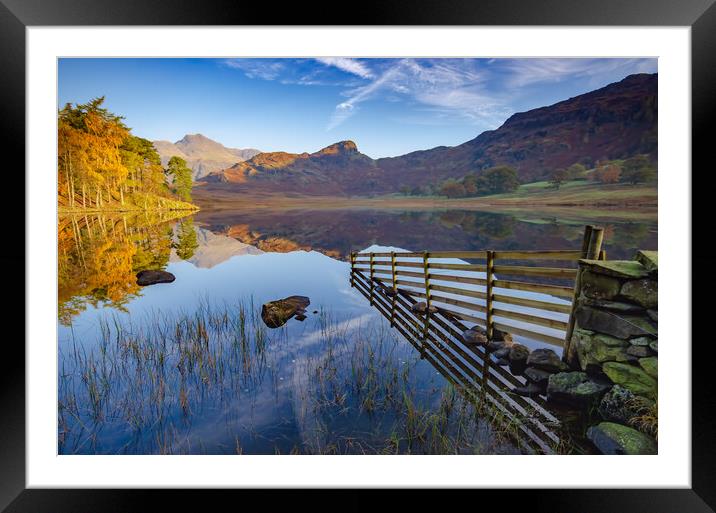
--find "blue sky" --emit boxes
[58,58,657,158]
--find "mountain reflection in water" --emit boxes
[57,208,656,454]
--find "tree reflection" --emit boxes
[174,217,199,261]
[58,213,183,325]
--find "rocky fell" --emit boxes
[200,73,657,194]
[154,133,261,179]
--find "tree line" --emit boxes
[58,97,194,210]
[400,166,521,199]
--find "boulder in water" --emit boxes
[136,270,175,286]
[411,302,438,314]
[261,295,311,328]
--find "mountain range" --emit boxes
[195,73,657,195]
[153,133,261,179]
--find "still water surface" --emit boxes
[58,208,656,454]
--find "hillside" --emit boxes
[154,133,261,179]
[199,73,657,196]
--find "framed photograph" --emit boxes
[3,0,712,510]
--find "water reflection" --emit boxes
[57,208,655,454]
[195,208,656,261]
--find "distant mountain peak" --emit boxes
[314,140,358,156]
[153,133,261,179]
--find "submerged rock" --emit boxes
[411,302,438,314]
[261,295,311,328]
[547,371,610,407]
[462,328,488,346]
[587,422,657,455]
[508,343,530,373]
[136,269,175,286]
[512,382,544,398]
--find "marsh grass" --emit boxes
[59,299,541,455]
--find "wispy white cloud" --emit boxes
[500,58,657,88]
[327,59,508,130]
[222,57,657,132]
[223,59,285,80]
[315,57,375,79]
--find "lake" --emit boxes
[58,207,657,455]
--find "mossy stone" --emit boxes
[587,422,657,455]
[635,250,658,273]
[639,357,658,379]
[580,271,621,300]
[573,329,631,371]
[620,279,658,309]
[580,260,649,279]
[603,362,657,400]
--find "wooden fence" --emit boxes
[351,266,564,453]
[350,225,605,350]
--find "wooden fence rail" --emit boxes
[351,268,564,454]
[350,225,605,351]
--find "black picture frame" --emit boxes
[2,0,711,510]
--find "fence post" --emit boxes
[369,253,375,305]
[350,251,356,288]
[563,226,604,366]
[420,251,431,354]
[486,250,495,341]
[390,251,397,327]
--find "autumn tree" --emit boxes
[439,179,467,198]
[58,97,192,211]
[592,163,622,184]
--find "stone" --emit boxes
[649,340,658,353]
[635,250,658,273]
[547,371,611,407]
[524,367,552,386]
[587,422,657,455]
[572,329,631,371]
[527,348,568,372]
[581,297,643,313]
[261,295,311,329]
[136,269,175,286]
[629,336,652,346]
[620,279,658,309]
[580,271,621,300]
[492,329,513,344]
[493,347,511,359]
[580,259,650,279]
[575,306,656,339]
[602,362,657,400]
[598,385,654,424]
[626,345,652,358]
[638,357,658,379]
[512,382,544,398]
[508,344,530,364]
[647,309,658,323]
[486,340,508,352]
[381,287,398,297]
[411,302,438,314]
[463,328,488,346]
